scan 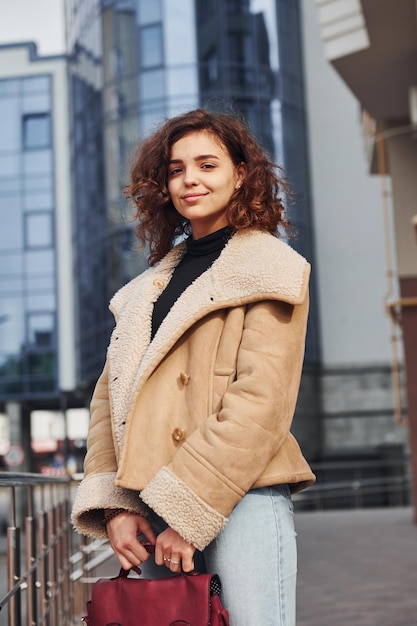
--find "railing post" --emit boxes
[47,484,57,626]
[7,486,21,626]
[37,486,48,624]
[25,484,37,626]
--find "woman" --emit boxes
[72,108,315,625]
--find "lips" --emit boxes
[182,193,207,202]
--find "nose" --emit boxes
[183,167,199,186]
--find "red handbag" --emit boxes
[82,567,230,625]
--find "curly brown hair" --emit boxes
[125,108,290,266]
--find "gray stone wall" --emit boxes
[320,365,408,452]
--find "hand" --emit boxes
[105,511,157,570]
[155,527,196,573]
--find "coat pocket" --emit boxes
[211,368,236,414]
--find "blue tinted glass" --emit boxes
[22,76,51,94]
[23,150,52,175]
[24,175,52,192]
[0,99,20,151]
[0,252,23,277]
[0,296,24,354]
[24,191,54,211]
[140,69,165,99]
[0,276,24,295]
[0,178,20,194]
[28,312,54,346]
[23,114,51,149]
[25,250,54,275]
[0,200,22,249]
[0,79,19,95]
[23,94,51,114]
[140,25,163,67]
[137,0,161,25]
[0,155,19,177]
[25,213,52,248]
[26,292,55,311]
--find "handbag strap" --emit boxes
[118,566,142,578]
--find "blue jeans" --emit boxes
[140,484,297,625]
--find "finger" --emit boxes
[181,554,194,573]
[111,538,151,569]
[169,555,181,572]
[163,554,172,568]
[116,550,141,571]
[154,544,165,566]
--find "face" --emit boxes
[167,131,245,239]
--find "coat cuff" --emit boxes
[71,472,148,539]
[140,467,227,551]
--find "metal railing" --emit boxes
[0,472,76,626]
[293,456,412,512]
[0,472,117,626]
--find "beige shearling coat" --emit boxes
[71,230,315,550]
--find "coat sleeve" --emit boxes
[140,292,309,550]
[71,360,148,538]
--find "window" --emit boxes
[27,312,54,347]
[25,213,53,248]
[140,69,165,100]
[23,150,52,176]
[0,98,20,150]
[22,76,51,94]
[137,0,161,25]
[0,79,19,95]
[140,25,163,67]
[22,114,51,150]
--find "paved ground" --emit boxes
[295,506,417,626]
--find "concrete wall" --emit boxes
[300,1,391,367]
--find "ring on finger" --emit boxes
[163,556,171,562]
[170,559,180,564]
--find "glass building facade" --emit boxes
[66,0,320,397]
[0,74,58,399]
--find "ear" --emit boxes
[235,162,246,189]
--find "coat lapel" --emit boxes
[108,230,309,438]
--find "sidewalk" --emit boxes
[295,506,417,626]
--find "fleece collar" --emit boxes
[108,230,309,441]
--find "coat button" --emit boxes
[172,428,186,443]
[179,371,190,385]
[153,279,164,289]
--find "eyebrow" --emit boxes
[169,154,221,164]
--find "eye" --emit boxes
[201,163,215,170]
[168,167,182,177]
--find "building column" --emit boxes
[387,132,417,520]
[399,279,417,518]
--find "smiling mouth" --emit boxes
[182,193,207,201]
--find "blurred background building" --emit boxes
[313,0,417,512]
[0,41,84,471]
[0,0,411,509]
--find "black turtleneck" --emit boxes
[151,226,233,340]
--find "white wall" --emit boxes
[300,0,392,367]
